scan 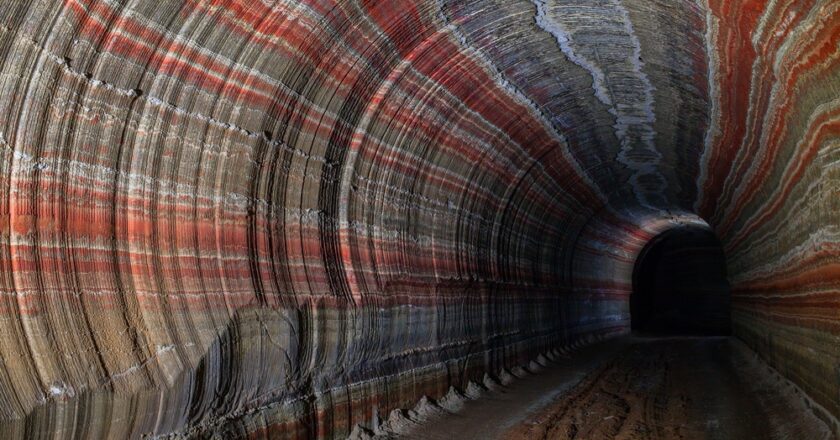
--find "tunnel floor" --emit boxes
[396,337,831,440]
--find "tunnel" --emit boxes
[0,0,838,439]
[630,226,730,335]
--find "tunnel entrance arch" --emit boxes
[631,226,731,335]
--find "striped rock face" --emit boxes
[0,0,837,438]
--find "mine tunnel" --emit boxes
[630,226,731,336]
[0,1,838,439]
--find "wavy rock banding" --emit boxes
[0,0,838,438]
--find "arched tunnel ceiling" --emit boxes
[0,0,838,438]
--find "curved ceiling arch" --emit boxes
[0,0,837,437]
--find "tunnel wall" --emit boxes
[697,0,840,427]
[0,0,837,438]
[0,1,628,437]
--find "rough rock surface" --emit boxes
[0,0,837,438]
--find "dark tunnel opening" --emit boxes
[631,226,731,336]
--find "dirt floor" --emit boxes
[393,336,833,440]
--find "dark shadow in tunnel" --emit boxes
[631,226,731,335]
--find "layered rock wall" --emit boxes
[698,0,840,425]
[0,0,837,438]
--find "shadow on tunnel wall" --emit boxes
[631,226,731,336]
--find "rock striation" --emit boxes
[0,0,837,438]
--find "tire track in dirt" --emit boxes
[503,337,832,440]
